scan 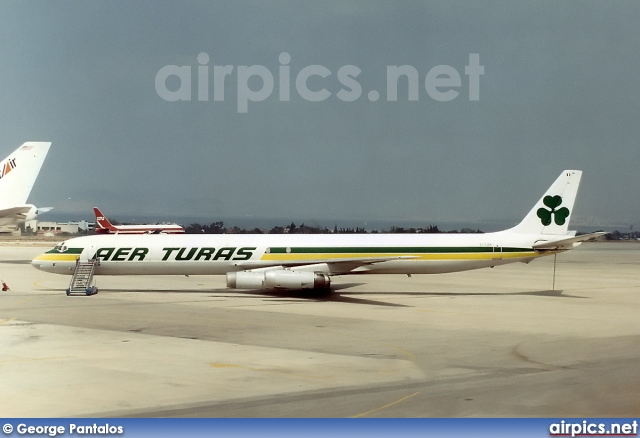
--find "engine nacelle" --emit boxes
[226,270,331,290]
[264,270,330,290]
[226,271,264,289]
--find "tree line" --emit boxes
[183,221,484,234]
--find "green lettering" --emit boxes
[233,247,256,261]
[161,247,180,261]
[128,247,148,261]
[95,247,114,262]
[194,247,216,261]
[175,247,197,261]
[112,247,132,261]
[213,247,235,261]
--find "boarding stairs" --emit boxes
[66,258,99,296]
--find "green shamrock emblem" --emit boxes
[537,195,570,226]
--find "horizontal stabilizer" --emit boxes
[533,232,608,251]
[0,205,32,219]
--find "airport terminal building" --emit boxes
[23,220,95,236]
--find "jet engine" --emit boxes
[226,270,331,290]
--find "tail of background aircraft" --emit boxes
[0,142,51,205]
[507,170,582,236]
[93,207,116,231]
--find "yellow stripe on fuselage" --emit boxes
[260,252,538,261]
[32,254,79,262]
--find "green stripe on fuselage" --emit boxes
[45,247,84,254]
[266,246,532,254]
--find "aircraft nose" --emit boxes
[31,255,44,271]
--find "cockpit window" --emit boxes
[55,243,68,253]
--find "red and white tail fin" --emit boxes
[0,142,51,205]
[93,207,116,232]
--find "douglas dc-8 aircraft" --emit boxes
[0,142,52,230]
[93,207,184,234]
[32,170,604,291]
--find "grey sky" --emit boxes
[1,1,638,228]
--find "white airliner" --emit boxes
[0,142,52,230]
[32,170,604,291]
[93,207,184,234]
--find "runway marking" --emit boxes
[209,362,327,379]
[351,391,420,417]
[210,362,243,369]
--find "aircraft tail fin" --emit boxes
[93,207,116,231]
[0,142,51,205]
[508,170,582,236]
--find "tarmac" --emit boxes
[1,240,639,417]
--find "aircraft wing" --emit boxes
[0,205,32,220]
[533,232,608,251]
[235,255,419,275]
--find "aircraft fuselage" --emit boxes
[31,231,545,276]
